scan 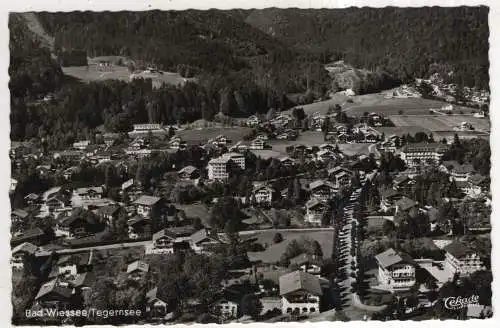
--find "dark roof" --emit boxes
[190,228,218,245]
[71,272,95,287]
[375,248,415,269]
[133,195,161,206]
[12,227,45,244]
[444,242,474,259]
[279,271,322,296]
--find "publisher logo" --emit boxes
[444,295,480,310]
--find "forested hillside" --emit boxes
[244,6,490,89]
[9,8,489,145]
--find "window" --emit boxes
[310,308,316,312]
[287,308,292,313]
[302,307,308,313]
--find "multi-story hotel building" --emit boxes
[400,142,449,167]
[207,152,245,180]
[375,248,416,292]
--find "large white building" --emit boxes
[443,242,484,276]
[375,248,416,292]
[400,142,449,167]
[207,152,245,180]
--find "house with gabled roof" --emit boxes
[33,279,73,310]
[50,252,92,279]
[375,248,416,292]
[127,260,149,280]
[189,228,221,254]
[178,165,200,180]
[133,195,162,218]
[252,183,275,205]
[440,160,475,182]
[327,166,352,188]
[279,270,322,315]
[289,253,323,275]
[305,198,328,225]
[127,215,151,240]
[307,180,336,202]
[11,242,38,269]
[146,287,174,320]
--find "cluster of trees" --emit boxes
[209,197,247,233]
[411,169,463,206]
[443,137,491,175]
[279,238,323,266]
[10,75,295,145]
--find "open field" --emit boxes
[177,127,252,144]
[389,115,490,132]
[251,149,284,159]
[283,92,478,117]
[62,65,194,88]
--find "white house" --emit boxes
[252,183,275,204]
[443,242,484,276]
[279,271,322,316]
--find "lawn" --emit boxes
[177,127,252,144]
[283,92,477,118]
[175,203,211,226]
[389,115,490,132]
[62,64,193,88]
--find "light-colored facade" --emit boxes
[305,199,327,225]
[207,153,245,180]
[253,185,274,204]
[282,294,320,316]
[400,143,448,167]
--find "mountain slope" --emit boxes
[36,10,294,73]
[244,7,489,88]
